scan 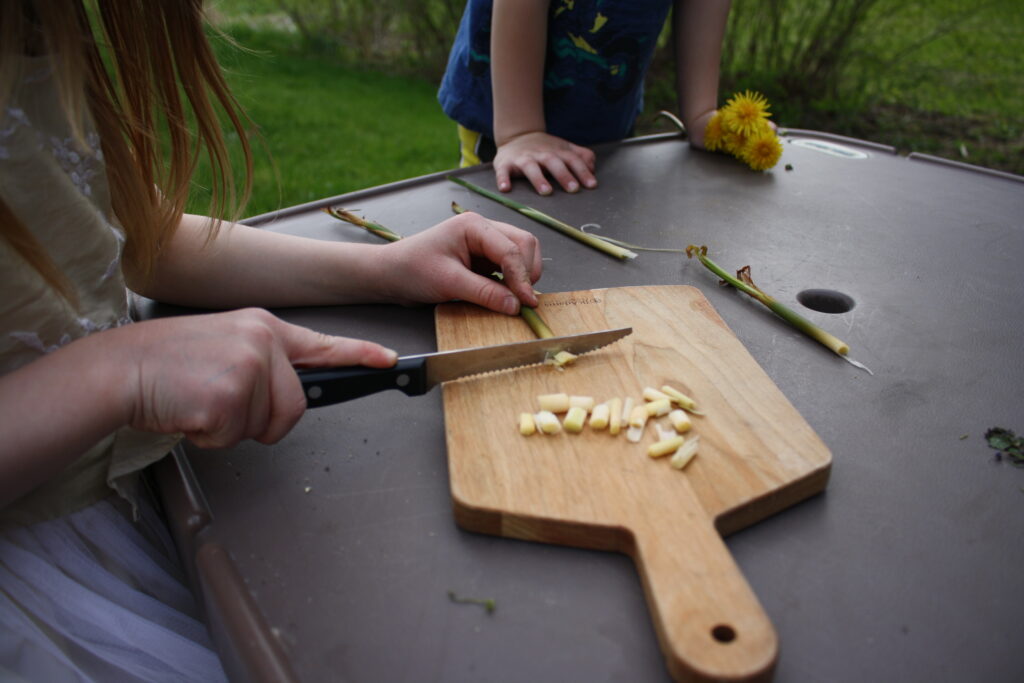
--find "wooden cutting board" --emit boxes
[435,285,831,682]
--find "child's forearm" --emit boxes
[491,0,550,146]
[673,0,731,127]
[130,214,384,309]
[0,330,133,508]
[132,212,541,313]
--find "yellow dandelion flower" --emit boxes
[750,117,774,138]
[741,132,783,171]
[720,90,772,136]
[723,130,748,156]
[703,112,725,152]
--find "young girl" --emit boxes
[0,2,541,680]
[438,0,730,195]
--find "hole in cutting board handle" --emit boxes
[711,624,737,643]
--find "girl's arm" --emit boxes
[673,0,731,148]
[131,211,542,314]
[0,308,397,508]
[490,0,597,195]
[3,209,542,508]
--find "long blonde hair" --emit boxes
[0,0,252,301]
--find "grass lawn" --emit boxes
[640,0,1023,174]
[190,26,458,218]
[197,1,1021,218]
[805,0,1022,173]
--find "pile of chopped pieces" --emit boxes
[518,384,703,470]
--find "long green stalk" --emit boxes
[323,206,402,242]
[447,175,638,260]
[577,231,687,254]
[686,245,850,356]
[451,199,684,255]
[658,109,686,135]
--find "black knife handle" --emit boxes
[297,357,429,408]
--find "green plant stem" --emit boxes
[658,110,686,134]
[447,590,496,615]
[453,200,681,254]
[686,245,850,356]
[447,176,638,260]
[323,206,402,242]
[577,230,688,254]
[519,306,555,338]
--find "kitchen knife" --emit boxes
[297,327,631,408]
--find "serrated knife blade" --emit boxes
[297,327,631,408]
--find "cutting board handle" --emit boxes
[632,513,778,682]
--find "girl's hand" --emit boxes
[125,309,397,448]
[493,131,597,195]
[376,212,542,315]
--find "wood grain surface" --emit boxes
[435,286,831,682]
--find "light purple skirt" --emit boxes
[0,492,227,682]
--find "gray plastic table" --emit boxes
[150,131,1024,682]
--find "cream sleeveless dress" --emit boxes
[0,58,227,682]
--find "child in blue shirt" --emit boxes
[438,0,730,195]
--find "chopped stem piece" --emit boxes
[660,384,701,414]
[519,412,536,436]
[670,436,700,470]
[626,425,646,444]
[628,405,649,429]
[538,393,570,413]
[686,245,850,357]
[549,350,578,367]
[589,403,610,430]
[655,423,677,442]
[668,409,693,433]
[569,395,596,412]
[649,435,685,458]
[448,176,638,260]
[621,398,635,423]
[643,387,671,402]
[608,398,623,435]
[563,406,587,433]
[645,397,672,417]
[535,411,562,434]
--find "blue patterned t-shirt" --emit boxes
[438,0,673,146]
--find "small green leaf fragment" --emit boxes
[984,427,1024,466]
[448,590,497,615]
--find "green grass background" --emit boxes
[191,26,456,217]
[195,0,1022,218]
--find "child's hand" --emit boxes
[376,212,542,315]
[686,109,777,149]
[685,109,718,149]
[126,309,397,448]
[493,131,597,195]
